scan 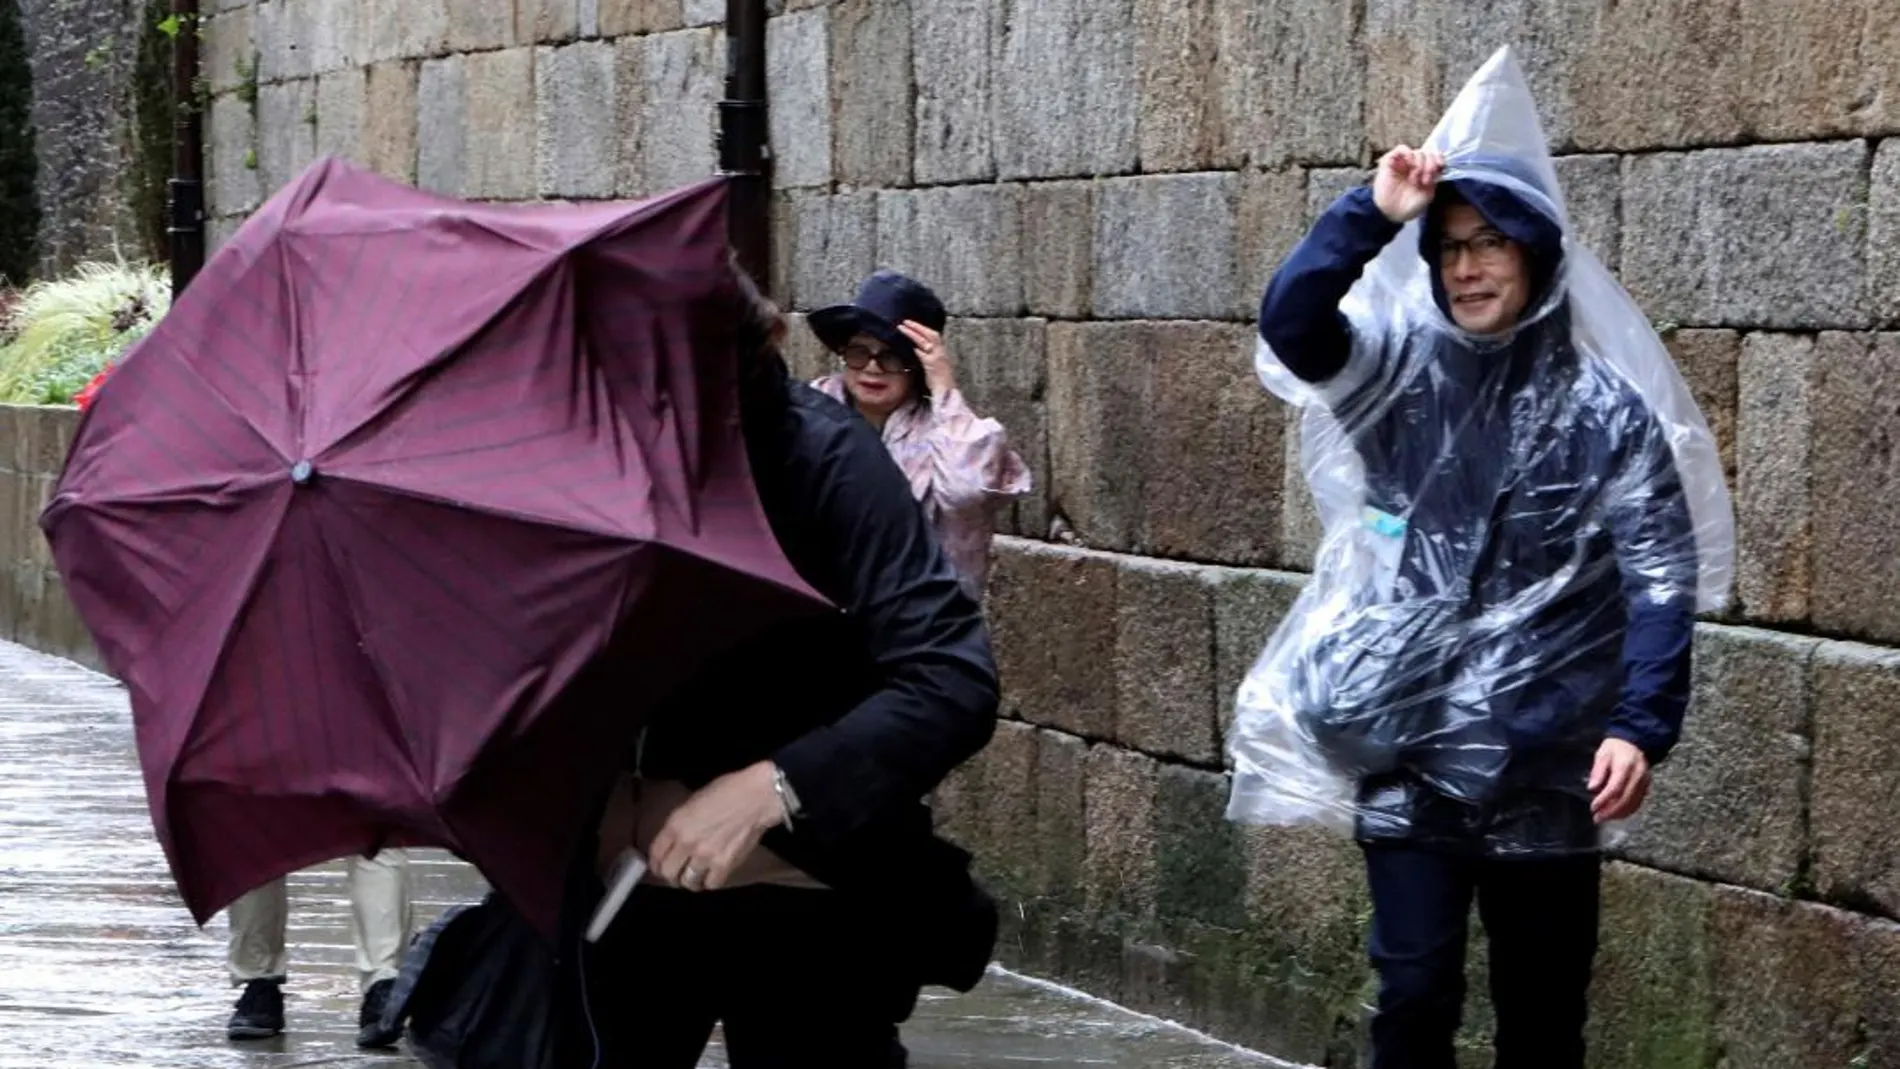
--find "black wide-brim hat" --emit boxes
[807,270,949,369]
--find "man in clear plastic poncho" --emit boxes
[1226,50,1734,1069]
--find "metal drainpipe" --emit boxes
[719,0,770,292]
[168,0,204,298]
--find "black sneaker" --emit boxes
[226,977,285,1040]
[356,978,402,1049]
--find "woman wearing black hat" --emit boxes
[807,270,1031,598]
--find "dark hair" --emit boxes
[727,251,784,368]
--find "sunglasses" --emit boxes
[840,342,910,375]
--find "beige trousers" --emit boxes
[226,849,415,992]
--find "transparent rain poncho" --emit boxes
[1225,49,1735,853]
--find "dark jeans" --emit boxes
[1362,844,1601,1069]
[579,884,918,1069]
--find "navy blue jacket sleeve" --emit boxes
[1258,185,1403,383]
[1602,413,1699,764]
[770,408,1000,845]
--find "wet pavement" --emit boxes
[0,640,1293,1068]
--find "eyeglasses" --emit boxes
[840,342,909,375]
[1439,231,1515,265]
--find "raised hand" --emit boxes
[1372,146,1446,225]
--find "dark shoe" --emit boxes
[226,977,285,1040]
[356,978,402,1049]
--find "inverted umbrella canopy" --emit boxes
[41,157,826,934]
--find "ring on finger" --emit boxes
[681,864,705,891]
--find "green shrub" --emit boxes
[0,261,169,405]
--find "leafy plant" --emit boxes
[0,261,170,405]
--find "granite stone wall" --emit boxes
[4,1,1882,1065]
[18,0,163,274]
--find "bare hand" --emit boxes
[1372,146,1446,224]
[1588,737,1652,824]
[900,320,955,398]
[648,762,784,892]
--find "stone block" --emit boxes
[993,0,1137,181]
[1587,863,1719,1068]
[364,61,420,184]
[1664,329,1740,487]
[207,214,244,256]
[1154,765,1247,928]
[1858,2,1900,140]
[1812,334,1900,640]
[256,79,317,196]
[462,49,538,200]
[1022,181,1093,319]
[446,0,516,51]
[1552,154,1621,268]
[308,0,362,71]
[910,0,996,184]
[615,29,721,198]
[944,318,1048,539]
[415,56,465,194]
[830,0,911,188]
[1873,140,1900,327]
[1147,323,1283,564]
[683,0,723,24]
[362,0,448,62]
[1305,167,1367,224]
[1812,640,1900,916]
[1233,822,1369,1064]
[1737,332,1817,623]
[254,0,311,82]
[1622,143,1871,330]
[314,69,366,165]
[778,313,830,383]
[1093,173,1238,320]
[957,720,1041,895]
[1361,0,1446,153]
[1617,626,1815,894]
[766,11,829,189]
[1047,321,1282,564]
[520,0,580,43]
[1113,557,1217,763]
[1236,169,1307,317]
[1208,566,1304,747]
[1279,405,1323,571]
[202,7,255,95]
[1083,744,1160,919]
[1571,0,1896,151]
[1708,890,1898,1066]
[599,0,683,36]
[1045,323,1144,553]
[782,191,876,311]
[1034,729,1088,903]
[1213,0,1362,168]
[984,538,1118,739]
[536,42,617,199]
[207,94,261,218]
[1134,0,1219,173]
[876,186,1022,317]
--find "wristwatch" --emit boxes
[771,764,804,829]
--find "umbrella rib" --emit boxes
[321,473,645,545]
[307,501,435,809]
[317,258,567,459]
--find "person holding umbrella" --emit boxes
[806,270,1031,599]
[582,264,1001,1067]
